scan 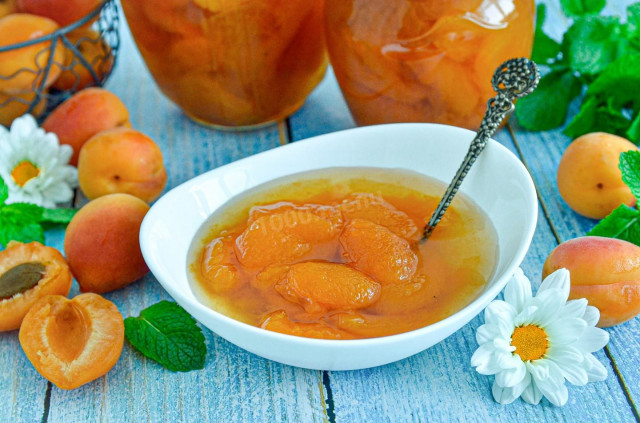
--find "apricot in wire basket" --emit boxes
[0,241,72,332]
[19,293,124,390]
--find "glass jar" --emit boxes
[122,0,327,129]
[324,0,535,130]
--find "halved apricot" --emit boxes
[274,262,381,313]
[0,241,72,332]
[235,204,343,269]
[200,236,240,293]
[337,193,418,240]
[260,310,352,340]
[19,293,124,390]
[340,219,418,285]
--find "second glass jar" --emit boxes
[324,0,535,130]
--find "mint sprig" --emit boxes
[588,151,640,244]
[124,301,206,372]
[516,2,640,142]
[0,175,77,248]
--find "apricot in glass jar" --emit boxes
[0,241,72,332]
[19,293,124,390]
[121,0,328,129]
[324,0,535,129]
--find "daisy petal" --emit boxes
[471,343,496,372]
[545,318,587,345]
[504,268,533,313]
[582,306,601,327]
[484,300,517,326]
[584,354,608,382]
[495,361,527,387]
[537,268,570,302]
[555,358,588,386]
[495,351,521,370]
[563,299,588,319]
[539,381,569,407]
[492,380,520,404]
[532,289,566,326]
[577,327,610,353]
[476,324,499,344]
[521,377,543,405]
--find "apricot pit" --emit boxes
[0,241,72,332]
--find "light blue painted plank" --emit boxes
[45,16,327,423]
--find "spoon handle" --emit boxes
[422,58,540,240]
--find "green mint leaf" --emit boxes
[515,70,581,131]
[41,208,78,225]
[0,175,7,205]
[532,5,561,64]
[564,97,631,138]
[0,202,44,223]
[619,150,640,201]
[627,3,640,38]
[587,204,640,245]
[560,0,606,17]
[0,217,44,248]
[587,54,640,108]
[627,112,640,143]
[125,301,206,372]
[562,16,622,75]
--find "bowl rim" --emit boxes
[141,123,538,348]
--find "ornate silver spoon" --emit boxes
[422,57,540,241]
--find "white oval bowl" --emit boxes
[140,123,537,371]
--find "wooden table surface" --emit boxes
[2,1,640,422]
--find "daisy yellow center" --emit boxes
[511,324,548,361]
[11,161,40,187]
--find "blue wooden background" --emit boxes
[1,1,639,421]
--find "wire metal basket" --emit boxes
[0,0,120,125]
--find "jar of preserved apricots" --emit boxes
[122,0,327,129]
[324,0,535,130]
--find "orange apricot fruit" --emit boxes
[0,90,47,126]
[19,293,124,390]
[42,88,131,165]
[200,237,239,293]
[557,133,637,219]
[64,193,150,293]
[235,205,343,269]
[340,218,418,285]
[0,0,17,18]
[260,309,351,340]
[77,128,168,203]
[0,13,65,93]
[274,262,381,313]
[543,236,640,327]
[16,0,101,27]
[53,28,115,91]
[337,193,419,240]
[0,241,72,332]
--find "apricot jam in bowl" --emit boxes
[140,124,537,370]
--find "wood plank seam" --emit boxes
[40,382,52,423]
[506,124,640,422]
[282,116,336,423]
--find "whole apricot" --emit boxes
[16,0,101,27]
[0,90,47,126]
[64,193,150,293]
[0,13,65,93]
[77,128,167,203]
[42,88,131,165]
[53,28,115,91]
[0,0,17,18]
[0,241,72,332]
[557,132,638,219]
[19,293,124,390]
[543,236,640,327]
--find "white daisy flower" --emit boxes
[471,268,609,407]
[0,115,77,207]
